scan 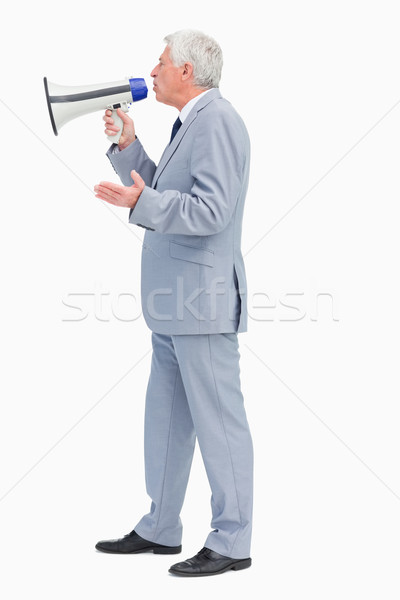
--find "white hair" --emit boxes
[164,29,223,89]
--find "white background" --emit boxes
[1,1,400,598]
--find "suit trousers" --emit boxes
[134,332,254,559]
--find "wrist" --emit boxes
[118,135,137,152]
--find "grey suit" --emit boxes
[106,88,253,559]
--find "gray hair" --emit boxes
[164,29,223,89]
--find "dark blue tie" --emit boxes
[170,116,182,143]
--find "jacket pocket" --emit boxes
[169,241,214,267]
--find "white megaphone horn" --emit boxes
[43,76,148,144]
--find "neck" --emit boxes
[175,87,208,111]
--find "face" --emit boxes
[150,46,185,108]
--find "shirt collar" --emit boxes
[179,88,215,123]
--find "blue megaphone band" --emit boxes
[129,78,148,102]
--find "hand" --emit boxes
[103,107,136,150]
[94,170,145,208]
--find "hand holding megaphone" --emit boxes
[103,107,136,150]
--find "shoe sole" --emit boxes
[169,558,252,577]
[95,544,182,555]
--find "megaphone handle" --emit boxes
[107,106,128,145]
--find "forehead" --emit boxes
[159,46,172,63]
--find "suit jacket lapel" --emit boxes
[151,88,222,188]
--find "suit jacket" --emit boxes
[106,88,250,335]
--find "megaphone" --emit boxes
[43,76,148,143]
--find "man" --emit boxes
[94,29,253,577]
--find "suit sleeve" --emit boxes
[106,139,156,187]
[129,113,247,236]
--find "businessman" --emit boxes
[94,29,253,577]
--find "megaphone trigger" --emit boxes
[106,101,130,144]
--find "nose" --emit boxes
[150,64,158,78]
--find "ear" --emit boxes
[181,62,194,81]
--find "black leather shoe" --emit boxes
[169,547,251,576]
[95,530,181,554]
